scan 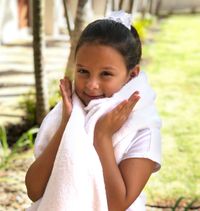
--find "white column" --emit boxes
[0,0,19,44]
[44,0,54,35]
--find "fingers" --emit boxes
[113,91,140,120]
[128,91,140,110]
[59,77,72,108]
[118,91,140,110]
[96,91,140,136]
[59,77,73,121]
[60,77,72,96]
[64,77,72,98]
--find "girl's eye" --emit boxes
[77,68,88,74]
[101,71,113,77]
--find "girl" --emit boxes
[25,11,161,211]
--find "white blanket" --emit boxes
[27,71,161,211]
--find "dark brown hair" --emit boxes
[75,19,142,71]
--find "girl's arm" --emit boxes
[94,92,155,211]
[25,121,67,202]
[25,77,72,202]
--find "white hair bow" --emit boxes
[107,10,132,30]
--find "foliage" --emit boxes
[11,127,38,153]
[143,14,200,205]
[132,14,155,41]
[171,197,198,210]
[48,79,61,109]
[0,80,60,167]
[184,198,198,210]
[0,126,10,161]
[0,126,38,169]
[19,92,36,124]
[19,80,61,124]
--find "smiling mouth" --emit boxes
[85,93,105,100]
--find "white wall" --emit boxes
[160,0,200,12]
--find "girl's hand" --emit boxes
[95,91,140,139]
[59,77,72,124]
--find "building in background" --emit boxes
[1,0,200,45]
[0,0,67,44]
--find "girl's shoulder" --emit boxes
[122,128,161,172]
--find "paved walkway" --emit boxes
[0,36,70,126]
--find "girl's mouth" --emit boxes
[85,93,105,100]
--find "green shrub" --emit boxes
[0,126,10,163]
[132,14,154,40]
[171,197,198,210]
[11,127,39,154]
[19,80,61,124]
[19,92,36,124]
[0,126,38,168]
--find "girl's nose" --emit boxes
[86,79,100,90]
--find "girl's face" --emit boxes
[74,44,131,106]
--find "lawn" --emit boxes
[143,14,200,206]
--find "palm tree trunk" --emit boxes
[118,0,124,10]
[155,0,162,17]
[32,0,49,124]
[129,0,134,13]
[62,0,74,37]
[65,0,93,79]
[111,0,115,11]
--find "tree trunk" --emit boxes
[104,0,112,16]
[155,0,162,17]
[118,0,124,10]
[149,0,153,14]
[62,0,74,37]
[65,0,93,79]
[104,0,108,16]
[128,0,134,13]
[32,0,49,124]
[132,0,140,14]
[112,0,115,11]
[141,0,148,19]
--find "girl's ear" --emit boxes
[129,65,140,78]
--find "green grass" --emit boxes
[143,15,200,205]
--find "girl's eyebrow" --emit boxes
[76,64,88,68]
[101,66,117,71]
[76,64,117,71]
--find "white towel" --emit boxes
[27,71,161,211]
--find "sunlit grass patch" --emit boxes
[143,14,200,206]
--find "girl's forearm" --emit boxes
[25,121,67,202]
[94,135,127,211]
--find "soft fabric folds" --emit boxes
[26,71,161,211]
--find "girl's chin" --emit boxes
[79,97,89,106]
[77,92,106,106]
